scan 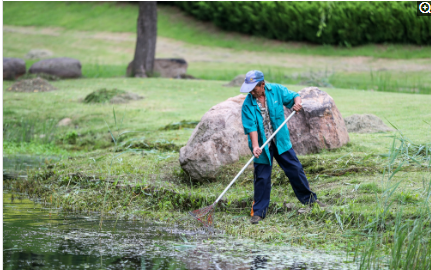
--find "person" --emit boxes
[240,70,326,224]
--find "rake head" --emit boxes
[189,203,215,228]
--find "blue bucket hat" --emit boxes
[240,70,264,93]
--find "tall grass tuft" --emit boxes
[3,118,57,144]
[98,108,141,230]
[355,129,431,269]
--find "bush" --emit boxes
[173,1,431,46]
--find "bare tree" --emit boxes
[130,1,157,77]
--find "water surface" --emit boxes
[3,192,359,270]
[3,154,357,269]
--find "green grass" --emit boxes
[3,141,73,156]
[3,78,431,149]
[3,78,431,265]
[3,1,431,59]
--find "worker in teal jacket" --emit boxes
[240,70,326,224]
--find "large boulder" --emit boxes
[344,114,393,133]
[285,87,349,155]
[29,58,82,78]
[180,87,349,181]
[3,58,26,80]
[179,95,249,181]
[127,58,188,78]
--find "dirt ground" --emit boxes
[4,25,431,74]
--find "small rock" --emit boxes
[175,74,196,80]
[344,114,393,133]
[57,118,72,127]
[223,75,246,87]
[283,202,296,211]
[25,49,53,59]
[109,92,144,104]
[298,208,311,214]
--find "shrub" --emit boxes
[173,1,431,46]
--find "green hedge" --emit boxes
[173,1,431,46]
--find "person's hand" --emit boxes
[253,147,262,158]
[292,102,302,112]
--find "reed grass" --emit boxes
[354,129,431,269]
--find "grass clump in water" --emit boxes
[83,88,126,104]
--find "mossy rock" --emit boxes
[83,88,126,104]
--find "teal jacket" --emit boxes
[241,83,299,165]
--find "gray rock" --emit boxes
[110,92,144,104]
[285,87,350,155]
[298,208,311,214]
[29,58,82,78]
[127,58,188,78]
[25,49,53,59]
[180,87,349,181]
[223,75,246,87]
[283,202,296,212]
[3,58,26,80]
[154,58,188,78]
[179,95,249,182]
[344,114,393,133]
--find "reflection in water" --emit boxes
[251,255,268,270]
[3,192,357,269]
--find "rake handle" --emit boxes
[214,109,298,204]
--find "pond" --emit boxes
[3,155,358,270]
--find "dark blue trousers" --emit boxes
[251,143,317,218]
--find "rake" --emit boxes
[189,109,299,228]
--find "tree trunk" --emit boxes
[131,1,157,78]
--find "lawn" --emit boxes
[3,78,431,255]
